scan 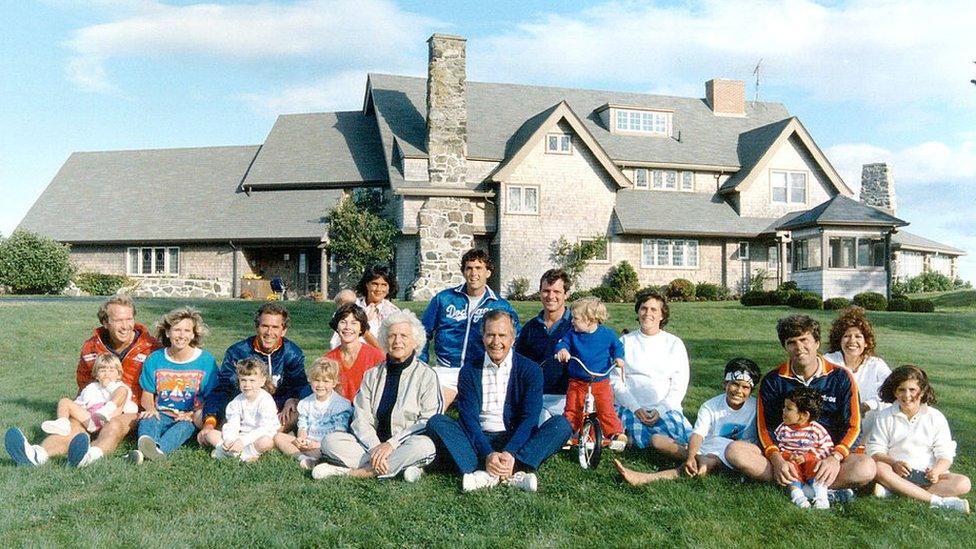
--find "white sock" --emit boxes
[930,495,944,507]
[34,445,49,465]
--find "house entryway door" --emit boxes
[297,248,321,295]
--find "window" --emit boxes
[641,239,699,268]
[681,171,694,191]
[737,242,750,260]
[768,245,779,270]
[792,238,821,271]
[771,171,807,204]
[634,168,649,189]
[649,170,692,191]
[829,237,856,268]
[546,133,572,154]
[127,247,179,276]
[581,238,609,263]
[614,109,670,135]
[857,238,885,267]
[507,185,539,214]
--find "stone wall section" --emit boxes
[426,34,467,187]
[408,197,475,300]
[124,277,231,299]
[859,162,897,214]
[737,134,834,217]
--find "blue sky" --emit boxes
[3,0,975,280]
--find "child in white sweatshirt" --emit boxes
[208,357,281,463]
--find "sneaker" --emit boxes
[828,488,856,504]
[41,418,72,437]
[94,402,117,425]
[403,465,424,483]
[4,427,39,466]
[872,483,890,499]
[138,435,166,461]
[938,497,971,514]
[67,432,90,467]
[297,456,317,470]
[609,433,628,452]
[462,470,500,492]
[813,497,830,510]
[127,450,144,465]
[505,471,538,493]
[790,489,811,509]
[311,463,351,480]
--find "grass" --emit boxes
[915,289,976,312]
[0,297,974,547]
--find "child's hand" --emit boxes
[615,358,626,383]
[789,454,805,465]
[892,461,911,477]
[295,436,309,450]
[926,464,947,483]
[555,349,570,363]
[684,456,699,476]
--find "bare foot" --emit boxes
[614,459,666,486]
[348,467,377,479]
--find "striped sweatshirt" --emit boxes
[774,421,833,459]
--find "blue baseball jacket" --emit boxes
[420,284,520,368]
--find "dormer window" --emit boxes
[614,109,671,136]
[546,133,572,154]
[634,168,649,189]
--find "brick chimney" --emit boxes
[426,33,467,186]
[859,163,897,215]
[705,79,745,116]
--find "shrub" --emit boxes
[853,292,887,311]
[772,289,798,306]
[550,235,608,288]
[824,297,851,310]
[740,290,770,307]
[74,272,130,296]
[507,277,531,301]
[605,261,640,303]
[887,297,911,312]
[910,299,935,313]
[588,285,621,303]
[777,281,799,292]
[788,291,822,310]
[695,282,730,301]
[915,271,954,292]
[568,289,592,301]
[666,278,696,302]
[0,230,75,294]
[748,269,770,292]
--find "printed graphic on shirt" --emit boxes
[718,423,749,440]
[154,369,206,412]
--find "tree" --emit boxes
[0,230,75,294]
[550,235,607,288]
[325,190,398,277]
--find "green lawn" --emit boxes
[0,297,973,547]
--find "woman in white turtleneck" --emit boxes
[610,290,691,449]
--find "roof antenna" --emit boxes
[753,59,763,101]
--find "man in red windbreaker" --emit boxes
[5,295,161,467]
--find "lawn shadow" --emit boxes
[1,397,55,415]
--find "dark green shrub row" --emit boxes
[853,292,887,311]
[824,297,851,310]
[75,272,131,296]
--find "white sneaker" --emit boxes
[240,444,260,462]
[813,497,830,510]
[462,470,500,492]
[872,483,890,499]
[937,497,971,514]
[127,450,144,465]
[609,434,628,452]
[790,491,811,509]
[138,435,165,461]
[41,418,72,436]
[94,402,117,424]
[311,463,351,480]
[403,465,424,483]
[505,471,538,493]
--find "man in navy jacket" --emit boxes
[427,310,572,492]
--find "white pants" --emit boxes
[320,431,436,479]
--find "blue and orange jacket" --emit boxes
[757,355,861,459]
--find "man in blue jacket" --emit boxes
[514,268,573,424]
[197,303,309,446]
[426,310,572,492]
[420,249,519,409]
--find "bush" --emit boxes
[507,277,531,301]
[666,278,696,302]
[887,297,911,312]
[853,292,887,311]
[588,286,621,303]
[772,289,798,306]
[915,271,954,292]
[777,281,799,292]
[695,282,730,301]
[605,261,640,303]
[824,297,851,310]
[74,272,130,296]
[0,230,75,294]
[326,192,398,276]
[748,269,770,292]
[788,291,822,310]
[740,290,771,307]
[910,299,935,313]
[568,289,592,301]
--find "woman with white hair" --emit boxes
[313,309,441,482]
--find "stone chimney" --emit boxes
[859,163,897,215]
[705,79,745,116]
[426,34,467,186]
[409,34,475,300]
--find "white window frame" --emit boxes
[737,242,750,261]
[545,133,572,155]
[649,170,694,192]
[768,245,779,270]
[633,168,649,189]
[640,239,699,269]
[613,108,672,136]
[771,170,808,204]
[506,184,540,214]
[581,238,610,264]
[681,171,694,191]
[127,246,180,276]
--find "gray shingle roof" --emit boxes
[776,194,908,231]
[718,118,794,191]
[614,190,781,238]
[242,112,387,189]
[892,231,966,255]
[18,146,340,242]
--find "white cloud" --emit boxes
[472,0,976,107]
[826,139,976,191]
[64,0,439,91]
[239,70,370,116]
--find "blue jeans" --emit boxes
[427,414,571,474]
[137,413,197,454]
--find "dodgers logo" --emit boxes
[470,307,489,323]
[444,304,468,322]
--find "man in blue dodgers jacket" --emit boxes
[420,249,519,409]
[197,302,310,446]
[426,310,572,492]
[725,314,876,494]
[514,268,573,424]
